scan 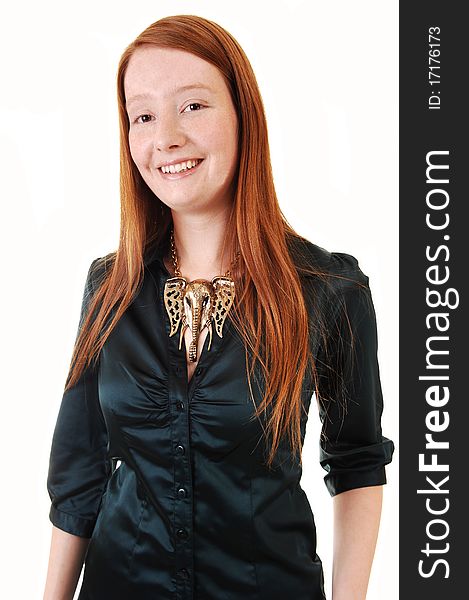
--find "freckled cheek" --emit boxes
[211,116,238,159]
[128,133,153,171]
[214,115,238,158]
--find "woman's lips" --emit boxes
[158,159,204,179]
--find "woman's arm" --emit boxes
[45,259,111,598]
[331,485,383,600]
[43,526,90,600]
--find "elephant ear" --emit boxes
[211,276,236,337]
[163,277,187,336]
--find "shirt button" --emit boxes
[177,487,187,499]
[177,528,189,539]
[177,568,190,579]
[175,444,185,455]
[176,401,185,411]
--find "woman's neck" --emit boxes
[165,213,236,281]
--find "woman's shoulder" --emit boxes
[287,234,369,291]
[87,252,116,289]
[288,236,376,337]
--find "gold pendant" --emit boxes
[163,276,235,362]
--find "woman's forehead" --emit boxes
[124,47,221,97]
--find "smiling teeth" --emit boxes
[160,159,201,174]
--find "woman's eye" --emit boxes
[135,114,152,124]
[183,102,203,112]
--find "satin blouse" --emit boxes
[46,237,395,599]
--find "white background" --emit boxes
[0,1,398,598]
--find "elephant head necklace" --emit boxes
[163,227,240,362]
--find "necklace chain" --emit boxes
[169,227,241,279]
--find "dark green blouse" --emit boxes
[47,237,394,599]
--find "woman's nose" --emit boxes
[153,111,186,151]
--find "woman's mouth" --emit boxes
[158,158,204,179]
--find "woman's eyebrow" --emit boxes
[126,83,214,106]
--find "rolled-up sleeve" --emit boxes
[316,253,395,497]
[47,258,111,537]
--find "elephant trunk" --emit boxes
[188,308,201,362]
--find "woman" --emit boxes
[43,14,394,600]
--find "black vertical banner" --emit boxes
[400,2,466,597]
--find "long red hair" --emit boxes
[64,14,361,469]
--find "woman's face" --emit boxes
[124,46,239,215]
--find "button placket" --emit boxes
[173,385,193,598]
[166,318,194,598]
[162,266,234,598]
